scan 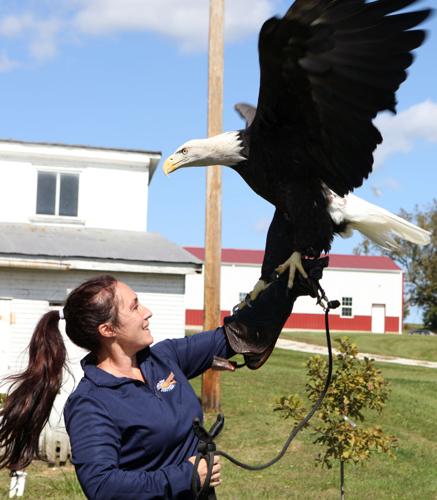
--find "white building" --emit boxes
[184,247,403,335]
[0,139,200,464]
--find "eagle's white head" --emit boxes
[163,131,245,175]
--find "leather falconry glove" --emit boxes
[223,256,329,370]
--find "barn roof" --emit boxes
[184,247,401,271]
[0,223,200,267]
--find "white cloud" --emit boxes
[253,216,271,233]
[0,50,20,72]
[0,13,62,63]
[384,177,401,191]
[29,19,61,61]
[0,0,278,68]
[0,14,34,37]
[72,0,276,51]
[370,177,400,198]
[371,185,382,198]
[374,100,437,168]
[224,1,277,43]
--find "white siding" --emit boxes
[137,292,185,344]
[221,265,261,310]
[185,265,260,312]
[80,166,149,231]
[0,268,186,377]
[0,159,35,223]
[319,268,403,318]
[185,271,205,310]
[0,299,12,379]
[0,142,154,231]
[121,272,186,344]
[185,262,403,332]
[9,299,49,373]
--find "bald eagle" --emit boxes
[164,0,431,298]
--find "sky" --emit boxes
[0,0,436,318]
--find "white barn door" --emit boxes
[371,304,386,334]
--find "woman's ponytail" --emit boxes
[0,274,118,470]
[0,310,66,469]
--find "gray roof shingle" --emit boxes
[0,223,200,266]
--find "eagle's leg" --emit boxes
[236,279,270,310]
[275,251,308,289]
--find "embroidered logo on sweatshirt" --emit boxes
[156,372,177,393]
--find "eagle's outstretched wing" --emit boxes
[253,0,431,196]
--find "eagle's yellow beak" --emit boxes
[163,157,176,176]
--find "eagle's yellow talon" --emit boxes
[236,279,269,310]
[276,251,307,289]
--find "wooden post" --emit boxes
[201,0,224,413]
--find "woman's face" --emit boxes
[113,281,154,352]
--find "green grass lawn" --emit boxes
[1,349,436,499]
[280,330,437,362]
[0,462,84,499]
[197,350,437,499]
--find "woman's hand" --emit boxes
[188,455,221,488]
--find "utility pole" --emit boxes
[201,0,224,412]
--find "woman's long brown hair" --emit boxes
[0,310,66,469]
[0,274,118,470]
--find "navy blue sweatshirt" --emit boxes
[64,328,232,499]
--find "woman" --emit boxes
[0,258,326,499]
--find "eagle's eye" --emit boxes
[182,148,188,155]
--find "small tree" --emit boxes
[274,338,397,499]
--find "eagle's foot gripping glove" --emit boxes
[223,256,328,370]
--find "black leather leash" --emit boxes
[191,415,224,499]
[191,286,339,496]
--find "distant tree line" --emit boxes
[354,199,436,330]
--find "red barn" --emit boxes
[184,247,403,334]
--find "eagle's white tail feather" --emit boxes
[328,192,431,250]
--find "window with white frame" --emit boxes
[36,171,79,217]
[341,297,353,317]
